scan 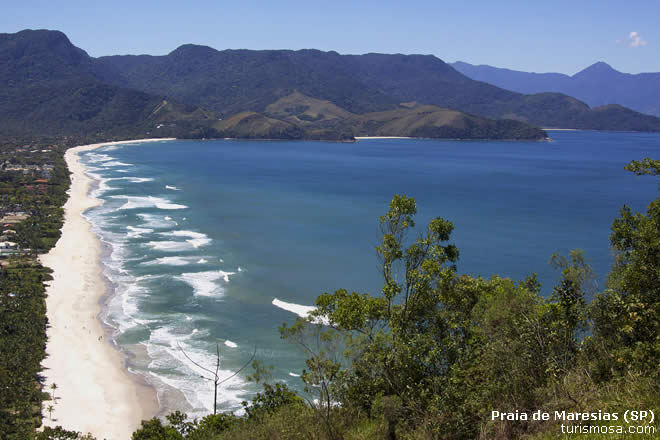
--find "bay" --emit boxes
[80,131,659,416]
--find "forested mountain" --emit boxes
[453,60,660,117]
[98,46,660,132]
[0,30,221,139]
[0,30,548,141]
[95,46,399,116]
[4,29,660,140]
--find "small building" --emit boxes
[0,214,29,225]
[0,241,19,258]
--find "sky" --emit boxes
[2,0,659,75]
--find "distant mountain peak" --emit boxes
[169,44,218,57]
[573,61,619,78]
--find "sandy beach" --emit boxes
[40,139,174,439]
[354,136,413,140]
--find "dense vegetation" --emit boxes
[0,138,72,439]
[0,30,226,140]
[0,30,548,142]
[98,45,660,132]
[108,159,659,439]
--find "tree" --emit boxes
[50,383,58,402]
[130,411,239,440]
[591,158,659,378]
[282,195,465,436]
[131,417,182,440]
[36,426,95,440]
[177,343,255,415]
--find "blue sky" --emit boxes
[2,0,659,74]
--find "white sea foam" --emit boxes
[137,213,178,229]
[104,276,156,332]
[102,161,133,167]
[145,241,193,252]
[142,256,200,266]
[166,185,180,190]
[224,340,238,348]
[197,258,208,264]
[272,298,316,318]
[146,326,247,415]
[106,176,155,183]
[188,238,210,248]
[126,226,154,239]
[116,169,129,173]
[237,267,243,272]
[175,270,234,297]
[86,153,114,163]
[272,298,330,325]
[86,171,117,197]
[159,230,212,248]
[110,195,187,210]
[288,372,301,377]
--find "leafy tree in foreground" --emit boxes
[278,188,658,439]
[591,157,659,378]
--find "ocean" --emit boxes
[80,131,659,417]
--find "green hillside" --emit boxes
[0,30,221,139]
[0,30,547,141]
[98,46,660,132]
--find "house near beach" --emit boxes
[0,241,19,257]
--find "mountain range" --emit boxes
[3,29,660,142]
[452,61,660,117]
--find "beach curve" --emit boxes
[39,139,174,438]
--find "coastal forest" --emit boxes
[0,138,72,438]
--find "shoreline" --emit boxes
[40,138,174,439]
[354,136,413,140]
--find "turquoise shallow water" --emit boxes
[80,131,659,415]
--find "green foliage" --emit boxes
[35,426,96,440]
[625,157,660,186]
[243,383,303,420]
[591,159,659,378]
[131,411,240,440]
[271,184,659,439]
[131,417,182,440]
[0,262,53,438]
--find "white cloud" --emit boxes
[628,31,647,48]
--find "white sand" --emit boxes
[354,136,413,139]
[40,139,174,439]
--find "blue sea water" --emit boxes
[80,131,659,416]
